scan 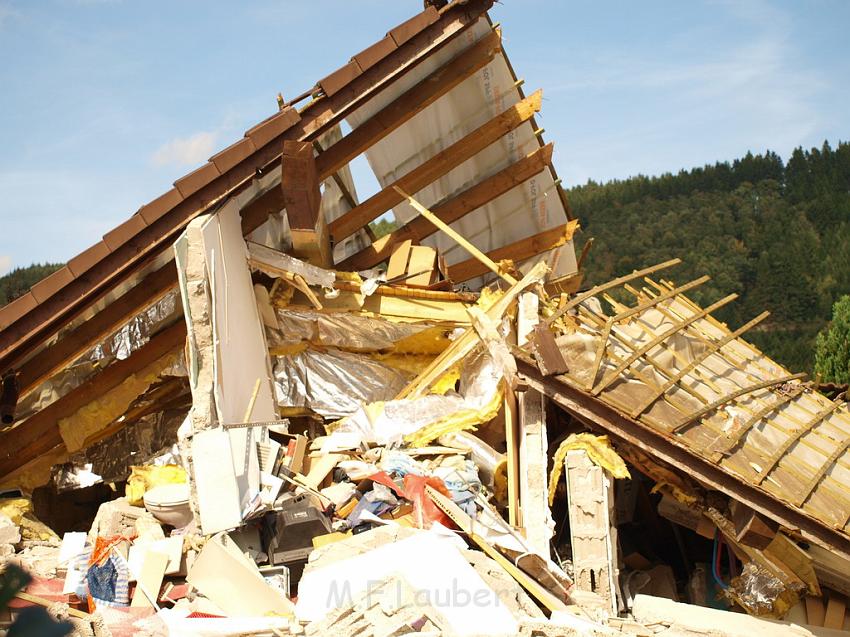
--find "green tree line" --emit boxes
[569,141,850,375]
[0,263,64,306]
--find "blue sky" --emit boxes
[0,0,848,275]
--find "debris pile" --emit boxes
[2,2,850,635]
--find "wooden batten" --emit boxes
[14,263,179,400]
[0,320,186,480]
[329,90,543,242]
[339,144,554,271]
[447,221,576,283]
[315,28,502,181]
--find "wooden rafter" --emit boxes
[15,263,178,399]
[576,306,706,415]
[592,293,737,396]
[755,399,844,486]
[314,28,502,180]
[585,275,710,390]
[568,307,700,415]
[545,258,681,327]
[0,320,186,480]
[630,311,770,418]
[329,90,543,241]
[671,373,806,434]
[447,222,577,283]
[337,143,553,271]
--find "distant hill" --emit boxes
[0,263,64,306]
[568,141,850,374]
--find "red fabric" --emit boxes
[402,474,454,529]
[367,471,405,498]
[366,471,455,529]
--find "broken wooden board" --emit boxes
[425,485,569,614]
[529,324,568,376]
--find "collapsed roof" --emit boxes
[2,0,850,629]
[0,0,577,486]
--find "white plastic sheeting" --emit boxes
[345,18,577,289]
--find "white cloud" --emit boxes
[0,2,19,28]
[151,131,218,168]
[543,1,829,182]
[0,255,12,276]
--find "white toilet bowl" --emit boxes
[143,483,192,528]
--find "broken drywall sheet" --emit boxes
[200,206,277,507]
[346,18,577,288]
[175,208,279,533]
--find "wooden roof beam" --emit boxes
[0,320,186,480]
[329,90,543,242]
[338,143,553,271]
[315,28,502,180]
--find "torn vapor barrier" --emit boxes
[273,348,411,418]
[53,407,187,491]
[268,308,454,417]
[326,346,504,448]
[14,292,182,422]
[266,308,443,353]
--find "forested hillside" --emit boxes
[569,141,850,375]
[0,263,64,306]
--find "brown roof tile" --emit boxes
[30,266,75,304]
[245,107,300,149]
[318,60,363,98]
[103,214,147,252]
[352,36,397,73]
[67,241,110,277]
[0,292,37,331]
[174,161,221,199]
[210,137,257,173]
[138,188,184,225]
[388,6,439,47]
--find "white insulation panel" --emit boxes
[345,18,577,289]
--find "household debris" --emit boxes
[2,2,850,635]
